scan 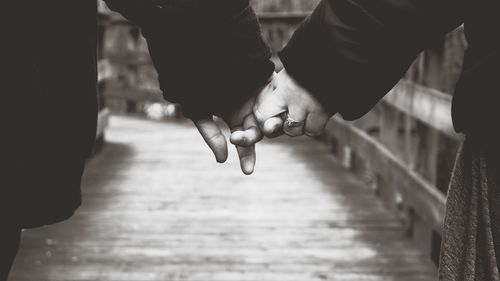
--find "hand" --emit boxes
[192,83,271,175]
[253,69,331,138]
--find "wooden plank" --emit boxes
[327,117,447,234]
[384,80,461,139]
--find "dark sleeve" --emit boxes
[279,0,464,120]
[104,0,275,119]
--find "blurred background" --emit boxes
[9,1,468,280]
[97,0,465,221]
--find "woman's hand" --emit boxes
[252,69,331,138]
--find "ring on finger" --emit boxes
[284,113,305,128]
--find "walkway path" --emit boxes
[9,115,436,281]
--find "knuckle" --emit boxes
[253,107,264,123]
[207,132,224,144]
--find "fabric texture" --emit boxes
[439,138,500,281]
[2,0,98,229]
[2,0,274,228]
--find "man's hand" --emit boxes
[192,83,271,175]
[252,69,331,138]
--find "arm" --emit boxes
[104,0,274,119]
[278,0,465,120]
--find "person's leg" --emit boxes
[0,224,22,281]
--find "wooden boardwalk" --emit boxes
[9,115,436,281]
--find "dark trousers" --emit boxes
[0,226,21,281]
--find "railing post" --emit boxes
[411,42,446,265]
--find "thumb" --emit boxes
[254,88,287,129]
[193,118,228,163]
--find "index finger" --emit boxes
[254,88,287,126]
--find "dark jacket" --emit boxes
[279,0,499,138]
[2,0,273,228]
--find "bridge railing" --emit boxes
[325,28,466,265]
[325,84,459,265]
